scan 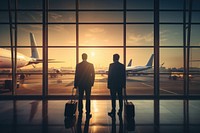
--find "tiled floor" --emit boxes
[0,100,200,133]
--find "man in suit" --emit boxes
[108,54,126,117]
[74,53,95,118]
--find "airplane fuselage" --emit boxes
[126,66,152,72]
[0,48,30,68]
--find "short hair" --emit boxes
[113,54,120,61]
[82,53,88,60]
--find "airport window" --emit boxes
[126,24,154,46]
[79,25,123,46]
[160,100,184,124]
[189,100,200,124]
[48,24,76,46]
[126,48,154,95]
[0,11,9,23]
[17,24,42,46]
[160,25,183,46]
[0,25,10,46]
[0,0,200,130]
[79,0,123,9]
[17,11,42,23]
[49,0,76,9]
[126,0,154,9]
[79,11,123,23]
[191,25,200,46]
[48,11,76,23]
[160,11,183,23]
[160,0,184,10]
[127,11,153,23]
[18,0,42,9]
[48,48,76,95]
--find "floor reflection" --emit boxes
[0,100,200,133]
[29,101,40,122]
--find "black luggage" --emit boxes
[124,88,135,131]
[124,100,135,120]
[64,87,77,117]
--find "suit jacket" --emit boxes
[107,61,126,89]
[74,61,95,88]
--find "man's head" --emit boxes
[113,54,120,62]
[82,53,88,61]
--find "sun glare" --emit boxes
[91,51,95,57]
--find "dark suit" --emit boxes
[74,61,95,114]
[108,61,126,112]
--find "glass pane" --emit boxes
[48,11,75,23]
[0,25,11,46]
[79,48,123,96]
[189,74,200,95]
[18,0,42,9]
[48,24,76,46]
[127,11,153,22]
[0,11,9,23]
[191,25,200,46]
[126,48,154,95]
[18,11,42,23]
[193,0,200,10]
[160,48,184,95]
[160,100,183,124]
[49,0,75,9]
[160,0,184,9]
[0,101,13,124]
[190,48,200,71]
[160,25,183,46]
[16,101,42,124]
[79,0,123,9]
[79,11,123,23]
[189,100,200,124]
[126,24,153,46]
[15,48,43,95]
[160,11,183,23]
[48,101,66,124]
[0,74,13,95]
[192,12,200,23]
[133,100,153,124]
[127,0,153,9]
[17,24,42,46]
[0,47,13,95]
[48,48,76,95]
[189,48,200,94]
[79,25,123,46]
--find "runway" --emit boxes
[1,74,200,95]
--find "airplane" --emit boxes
[0,33,43,69]
[0,33,64,80]
[126,54,154,73]
[98,54,154,75]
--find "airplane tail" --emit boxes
[127,59,132,67]
[146,54,154,66]
[30,33,39,59]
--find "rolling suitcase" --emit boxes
[124,88,135,131]
[124,100,135,120]
[124,88,135,120]
[64,87,77,117]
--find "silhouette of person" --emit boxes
[74,53,95,118]
[108,54,126,117]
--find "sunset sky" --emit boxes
[0,0,200,69]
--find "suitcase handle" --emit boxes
[71,87,76,96]
[124,87,128,102]
[70,87,77,102]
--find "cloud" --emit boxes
[49,12,64,22]
[89,27,105,33]
[127,32,153,43]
